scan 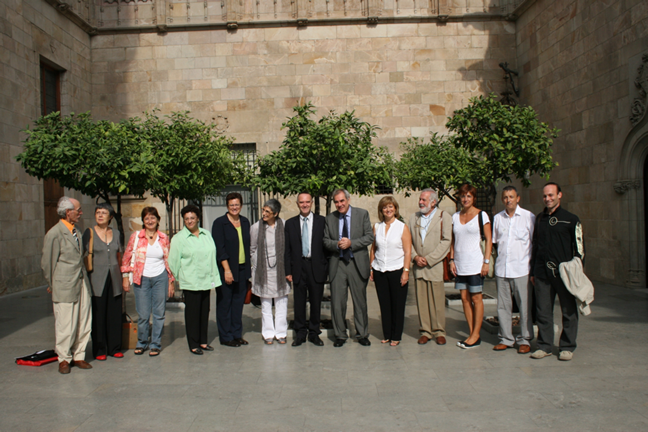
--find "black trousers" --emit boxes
[91,274,122,357]
[216,264,247,343]
[184,290,211,350]
[374,269,408,341]
[293,258,325,340]
[534,274,578,352]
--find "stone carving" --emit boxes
[614,179,642,195]
[212,115,229,133]
[630,54,648,126]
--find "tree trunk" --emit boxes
[115,195,125,246]
[326,194,332,215]
[314,195,321,215]
[165,197,174,238]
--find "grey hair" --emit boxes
[421,188,438,203]
[332,189,350,200]
[57,196,75,218]
[263,198,281,216]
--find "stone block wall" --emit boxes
[516,0,648,285]
[0,0,93,294]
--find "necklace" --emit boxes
[146,230,156,240]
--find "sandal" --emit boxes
[390,341,400,346]
[149,348,161,357]
[276,337,287,344]
[264,338,273,345]
[134,348,146,355]
[381,339,391,344]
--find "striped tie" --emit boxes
[72,228,79,248]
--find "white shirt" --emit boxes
[452,211,489,276]
[372,220,406,272]
[299,212,314,258]
[143,238,166,278]
[419,207,437,243]
[492,206,535,278]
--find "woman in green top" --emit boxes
[169,205,222,355]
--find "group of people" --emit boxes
[41,182,584,374]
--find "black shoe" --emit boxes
[200,345,214,351]
[292,339,305,347]
[220,340,241,347]
[191,348,204,355]
[309,335,324,346]
[235,338,249,345]
[333,339,346,347]
[358,337,371,346]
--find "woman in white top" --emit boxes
[449,184,492,349]
[250,199,291,345]
[370,197,412,346]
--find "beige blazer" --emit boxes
[41,220,91,303]
[409,209,452,282]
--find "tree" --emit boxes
[141,110,245,234]
[16,112,156,243]
[396,134,489,203]
[254,103,395,214]
[396,94,559,204]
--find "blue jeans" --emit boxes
[134,271,168,350]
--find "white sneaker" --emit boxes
[530,349,552,359]
[558,351,573,361]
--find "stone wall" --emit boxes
[516,0,648,285]
[0,0,93,294]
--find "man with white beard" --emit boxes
[409,189,453,345]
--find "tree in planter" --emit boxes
[16,112,156,244]
[142,110,246,234]
[254,103,395,214]
[397,94,559,205]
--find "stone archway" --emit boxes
[615,54,648,286]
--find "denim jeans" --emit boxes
[134,271,168,350]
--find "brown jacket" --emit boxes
[409,210,452,282]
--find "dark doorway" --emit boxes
[644,156,648,279]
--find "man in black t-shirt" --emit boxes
[530,182,584,361]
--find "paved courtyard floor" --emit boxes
[1,280,647,431]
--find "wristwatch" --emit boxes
[484,259,490,264]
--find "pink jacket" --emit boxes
[121,230,175,285]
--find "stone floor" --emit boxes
[1,280,648,432]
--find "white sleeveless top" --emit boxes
[452,211,489,276]
[371,220,405,272]
[143,238,166,278]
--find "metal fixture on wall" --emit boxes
[499,62,519,106]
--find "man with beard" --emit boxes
[409,189,452,345]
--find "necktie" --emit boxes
[341,215,351,263]
[302,217,310,257]
[72,228,79,248]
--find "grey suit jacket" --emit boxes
[323,206,374,280]
[41,220,91,303]
[409,209,452,282]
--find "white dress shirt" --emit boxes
[299,212,314,258]
[418,207,437,243]
[492,205,535,278]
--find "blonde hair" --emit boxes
[377,196,400,222]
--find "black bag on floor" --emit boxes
[15,349,58,366]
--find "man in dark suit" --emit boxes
[285,192,329,347]
[41,196,93,374]
[323,189,374,347]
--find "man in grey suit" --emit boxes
[41,196,93,374]
[323,189,374,347]
[409,189,452,345]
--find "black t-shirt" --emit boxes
[530,206,584,280]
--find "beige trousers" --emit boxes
[415,279,446,338]
[53,281,92,363]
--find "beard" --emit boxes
[419,205,432,214]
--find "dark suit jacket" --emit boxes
[212,214,251,283]
[284,213,328,285]
[323,206,374,280]
[41,220,91,303]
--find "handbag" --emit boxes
[84,228,94,272]
[127,231,140,285]
[478,211,496,278]
[439,211,453,282]
[122,295,138,350]
[15,349,58,367]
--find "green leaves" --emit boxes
[252,103,394,213]
[396,94,559,202]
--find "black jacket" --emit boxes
[211,214,251,283]
[530,206,584,280]
[284,213,329,285]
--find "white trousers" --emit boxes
[53,281,92,363]
[261,295,288,340]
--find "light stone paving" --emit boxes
[1,281,647,431]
